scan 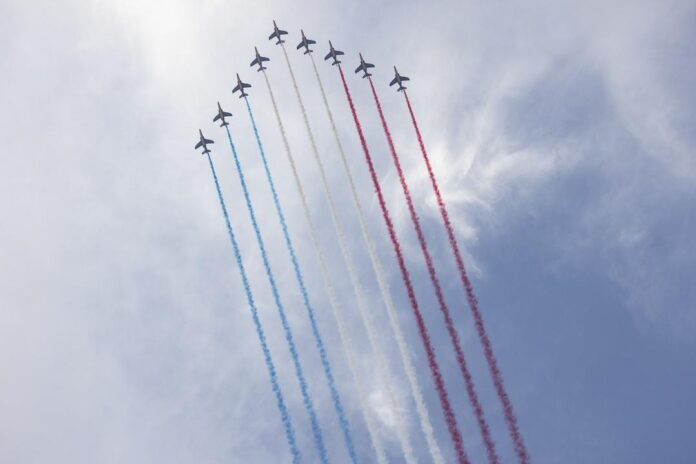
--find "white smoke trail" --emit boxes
[308,53,446,464]
[260,68,389,464]
[280,44,417,464]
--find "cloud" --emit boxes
[1,0,695,462]
[393,0,696,331]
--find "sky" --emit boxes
[1,0,695,463]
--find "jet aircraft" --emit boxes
[324,41,344,65]
[296,30,316,55]
[250,47,270,71]
[355,53,374,78]
[268,20,288,45]
[213,102,232,127]
[232,73,251,98]
[389,67,410,91]
[195,129,214,154]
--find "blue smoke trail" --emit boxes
[223,126,328,464]
[205,153,300,464]
[243,96,358,464]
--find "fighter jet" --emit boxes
[389,67,410,92]
[194,129,214,155]
[296,30,316,55]
[324,41,344,65]
[355,53,374,78]
[213,102,232,127]
[232,73,251,98]
[268,20,288,45]
[250,47,270,71]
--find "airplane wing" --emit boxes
[270,30,287,41]
[355,63,364,73]
[366,62,374,69]
[250,57,259,67]
[296,42,304,50]
[390,77,398,86]
[324,51,333,60]
[204,138,214,145]
[213,114,221,122]
[223,111,232,117]
[232,83,241,93]
[307,39,316,45]
[195,141,203,149]
[336,50,344,56]
[242,82,251,89]
[401,76,410,81]
[261,56,269,62]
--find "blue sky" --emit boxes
[1,0,695,462]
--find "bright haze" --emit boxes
[1,0,695,463]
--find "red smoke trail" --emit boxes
[403,91,529,463]
[337,64,470,464]
[368,77,500,464]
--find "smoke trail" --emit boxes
[336,64,470,464]
[280,45,417,464]
[308,54,445,464]
[259,67,386,464]
[403,91,529,463]
[367,77,500,464]
[222,127,327,463]
[205,153,300,464]
[243,96,358,464]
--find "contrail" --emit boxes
[259,66,386,464]
[307,51,446,464]
[279,44,418,464]
[205,152,300,464]
[243,96,358,464]
[403,90,529,463]
[222,126,327,463]
[367,77,500,464]
[336,63,470,464]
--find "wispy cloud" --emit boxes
[1,0,694,462]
